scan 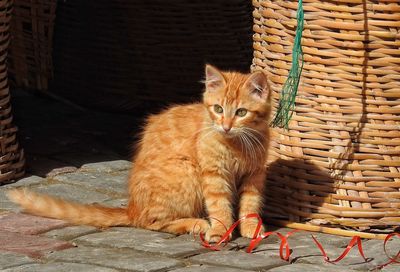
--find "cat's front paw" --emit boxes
[240,221,265,238]
[205,225,231,243]
[190,219,210,235]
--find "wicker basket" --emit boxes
[7,0,57,91]
[0,0,25,184]
[253,0,400,233]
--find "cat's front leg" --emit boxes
[238,171,266,238]
[201,170,234,243]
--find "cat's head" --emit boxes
[202,64,271,137]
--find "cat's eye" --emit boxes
[236,108,247,117]
[214,104,223,114]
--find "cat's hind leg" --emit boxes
[149,218,210,235]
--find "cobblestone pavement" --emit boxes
[1,161,399,272]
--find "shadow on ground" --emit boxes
[11,89,144,177]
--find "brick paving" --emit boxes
[0,213,68,235]
[0,90,398,271]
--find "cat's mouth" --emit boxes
[215,127,239,138]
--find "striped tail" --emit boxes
[7,189,131,227]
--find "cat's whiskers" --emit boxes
[237,134,246,160]
[241,128,266,153]
[239,130,257,164]
[243,132,260,176]
[237,134,248,163]
[235,126,267,175]
[243,126,266,138]
[245,134,260,176]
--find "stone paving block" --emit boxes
[0,213,68,234]
[285,242,325,264]
[46,245,183,272]
[0,251,35,270]
[293,236,400,271]
[266,263,360,272]
[46,167,78,178]
[251,245,290,268]
[87,226,174,239]
[329,238,400,271]
[172,234,239,251]
[80,160,132,173]
[289,240,378,271]
[0,190,21,212]
[43,225,98,240]
[363,237,400,265]
[102,198,128,208]
[0,177,47,212]
[170,264,253,272]
[262,228,351,245]
[232,235,284,253]
[3,176,45,188]
[250,240,281,253]
[189,250,289,270]
[0,230,74,258]
[232,229,351,255]
[34,183,111,204]
[382,263,400,272]
[280,232,354,265]
[130,237,208,257]
[284,231,350,248]
[232,235,281,249]
[2,262,120,272]
[74,228,204,257]
[266,229,399,271]
[52,171,128,196]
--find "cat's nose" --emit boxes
[223,125,231,133]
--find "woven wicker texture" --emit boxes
[0,0,25,184]
[8,0,57,90]
[253,0,400,232]
[51,0,253,112]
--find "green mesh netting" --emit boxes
[271,0,304,129]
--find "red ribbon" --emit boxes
[377,232,400,269]
[196,214,400,269]
[312,235,368,263]
[197,214,262,251]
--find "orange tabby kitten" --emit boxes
[8,65,271,242]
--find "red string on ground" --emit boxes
[377,233,400,269]
[312,235,368,263]
[195,214,400,269]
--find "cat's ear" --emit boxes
[204,64,226,92]
[244,70,270,100]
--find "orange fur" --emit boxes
[7,65,272,242]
